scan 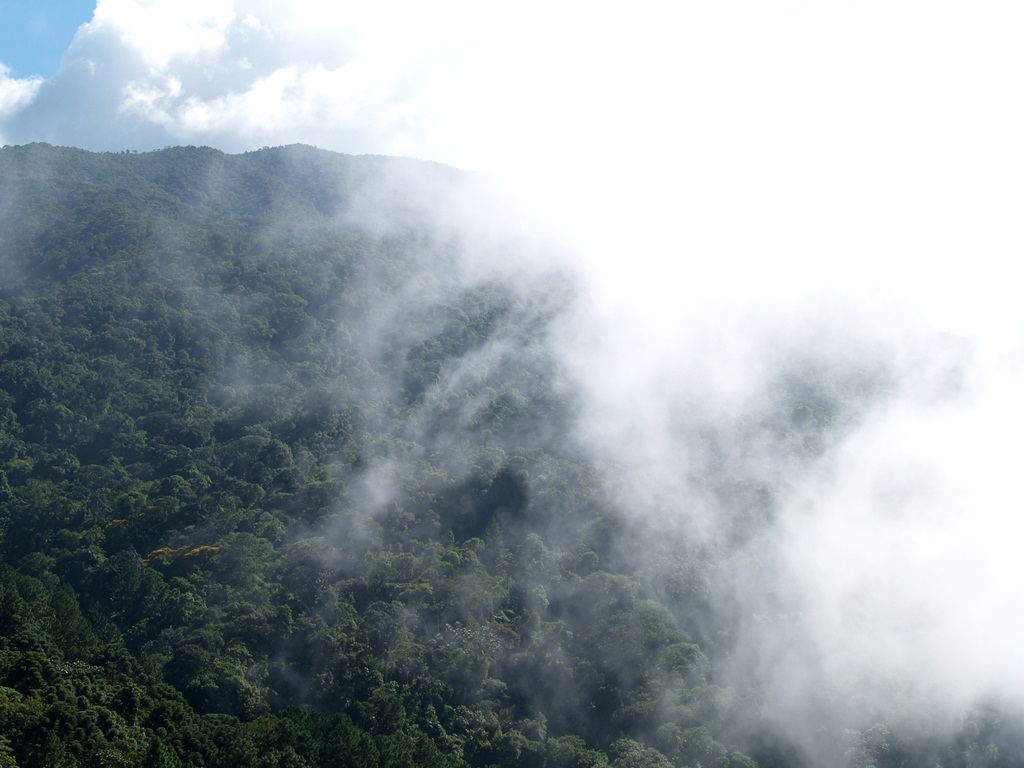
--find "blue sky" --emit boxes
[0,0,95,78]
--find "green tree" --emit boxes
[33,733,76,768]
[609,739,672,768]
[0,736,17,768]
[141,737,183,768]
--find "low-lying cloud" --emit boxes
[4,1,1024,762]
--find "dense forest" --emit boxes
[0,143,1020,767]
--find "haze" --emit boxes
[3,1,1024,762]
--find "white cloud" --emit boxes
[2,1,491,154]
[0,63,42,140]
[91,0,236,71]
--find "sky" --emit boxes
[4,0,1024,757]
[0,0,95,79]
[5,0,1021,336]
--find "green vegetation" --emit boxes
[0,143,1016,766]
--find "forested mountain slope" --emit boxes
[0,144,1017,767]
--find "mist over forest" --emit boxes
[0,142,1021,768]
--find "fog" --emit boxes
[305,138,1024,763]
[4,1,1024,764]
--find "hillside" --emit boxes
[0,144,1017,767]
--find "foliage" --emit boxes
[0,143,1010,767]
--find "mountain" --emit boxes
[0,144,1016,767]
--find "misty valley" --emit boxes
[0,143,1020,768]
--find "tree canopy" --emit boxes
[0,143,1015,767]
